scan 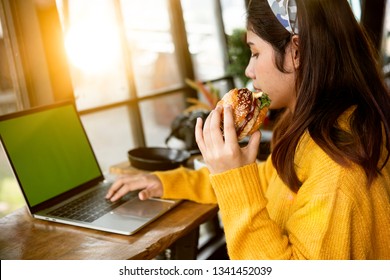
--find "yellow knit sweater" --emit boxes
[155,132,390,260]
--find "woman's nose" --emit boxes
[245,61,254,80]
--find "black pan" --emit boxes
[128,147,192,171]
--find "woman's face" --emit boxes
[245,30,297,111]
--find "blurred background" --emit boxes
[0,0,389,217]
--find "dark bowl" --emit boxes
[128,147,191,171]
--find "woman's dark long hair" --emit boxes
[247,0,390,192]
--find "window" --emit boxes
[0,0,247,217]
[0,17,24,217]
[0,21,17,115]
[54,0,244,171]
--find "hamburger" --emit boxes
[217,88,271,141]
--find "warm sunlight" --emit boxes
[64,18,122,73]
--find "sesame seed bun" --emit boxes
[217,88,270,141]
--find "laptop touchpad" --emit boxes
[112,198,175,219]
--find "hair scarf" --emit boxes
[267,0,298,34]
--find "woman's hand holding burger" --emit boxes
[195,88,271,174]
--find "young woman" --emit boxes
[106,0,390,259]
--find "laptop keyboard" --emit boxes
[48,187,130,223]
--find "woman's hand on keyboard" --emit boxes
[105,173,163,202]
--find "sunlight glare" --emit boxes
[65,19,122,74]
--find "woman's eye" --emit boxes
[251,53,259,58]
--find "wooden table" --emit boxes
[0,201,218,260]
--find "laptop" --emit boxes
[0,100,181,235]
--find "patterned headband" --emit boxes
[267,0,298,34]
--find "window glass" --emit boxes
[140,80,231,149]
[0,19,24,218]
[119,0,183,97]
[221,0,248,87]
[0,144,23,218]
[80,106,135,172]
[140,93,186,148]
[0,21,17,115]
[220,0,247,35]
[209,79,231,99]
[56,0,130,110]
[181,0,227,80]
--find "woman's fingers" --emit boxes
[195,105,237,154]
[195,105,261,173]
[105,177,128,200]
[245,130,262,162]
[196,107,226,158]
[105,174,163,202]
[138,184,163,200]
[195,117,205,154]
[222,105,238,145]
[209,106,225,147]
[202,110,214,151]
[106,185,131,202]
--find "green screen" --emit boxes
[0,104,102,207]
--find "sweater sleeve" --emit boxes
[154,166,217,204]
[154,156,274,205]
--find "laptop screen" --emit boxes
[0,102,102,207]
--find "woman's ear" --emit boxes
[291,35,300,69]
